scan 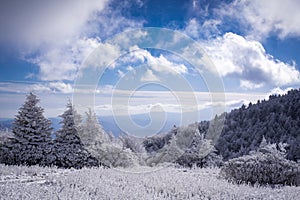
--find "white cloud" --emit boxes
[184,18,221,39]
[129,49,188,75]
[25,73,35,79]
[30,37,102,81]
[219,0,300,39]
[0,0,144,82]
[0,0,109,46]
[267,87,294,97]
[140,69,160,82]
[48,82,73,93]
[240,80,264,90]
[126,66,134,71]
[117,70,125,78]
[184,18,200,39]
[84,42,121,70]
[0,81,73,94]
[202,32,300,88]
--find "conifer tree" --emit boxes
[54,101,99,169]
[80,108,108,146]
[0,92,53,166]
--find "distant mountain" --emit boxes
[0,119,13,131]
[0,118,61,132]
[99,113,181,137]
[0,113,180,137]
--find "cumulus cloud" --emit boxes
[0,0,108,46]
[202,32,300,88]
[218,0,300,39]
[184,18,221,39]
[0,0,144,82]
[48,82,73,93]
[129,49,188,75]
[240,80,264,90]
[29,37,101,81]
[140,69,160,82]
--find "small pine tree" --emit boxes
[145,135,184,166]
[0,92,53,166]
[54,101,99,169]
[79,108,109,157]
[176,129,220,168]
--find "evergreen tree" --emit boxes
[54,101,99,169]
[79,108,109,156]
[13,92,52,141]
[176,129,221,168]
[0,92,53,166]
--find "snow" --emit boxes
[0,164,299,199]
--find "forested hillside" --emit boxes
[144,89,300,162]
[216,89,300,161]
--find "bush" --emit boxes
[221,149,300,186]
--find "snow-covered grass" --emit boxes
[0,164,299,199]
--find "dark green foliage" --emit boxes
[198,89,300,161]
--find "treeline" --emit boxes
[144,89,300,163]
[0,93,142,169]
[0,93,99,169]
[1,89,300,174]
[0,92,222,169]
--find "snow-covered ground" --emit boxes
[0,164,299,199]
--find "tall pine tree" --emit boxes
[0,92,53,166]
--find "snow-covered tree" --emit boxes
[13,92,52,140]
[176,129,221,168]
[96,142,139,168]
[78,108,110,158]
[119,133,146,153]
[119,133,147,165]
[221,140,300,186]
[74,108,139,168]
[175,124,197,150]
[143,123,222,167]
[54,101,99,169]
[146,135,184,166]
[0,92,53,166]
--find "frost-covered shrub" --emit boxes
[145,125,223,168]
[221,142,300,186]
[96,143,139,168]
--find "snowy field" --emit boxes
[0,164,299,199]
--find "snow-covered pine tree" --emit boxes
[145,135,184,166]
[54,101,99,169]
[79,108,110,157]
[0,92,53,166]
[176,128,221,168]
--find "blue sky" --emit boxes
[0,0,299,126]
